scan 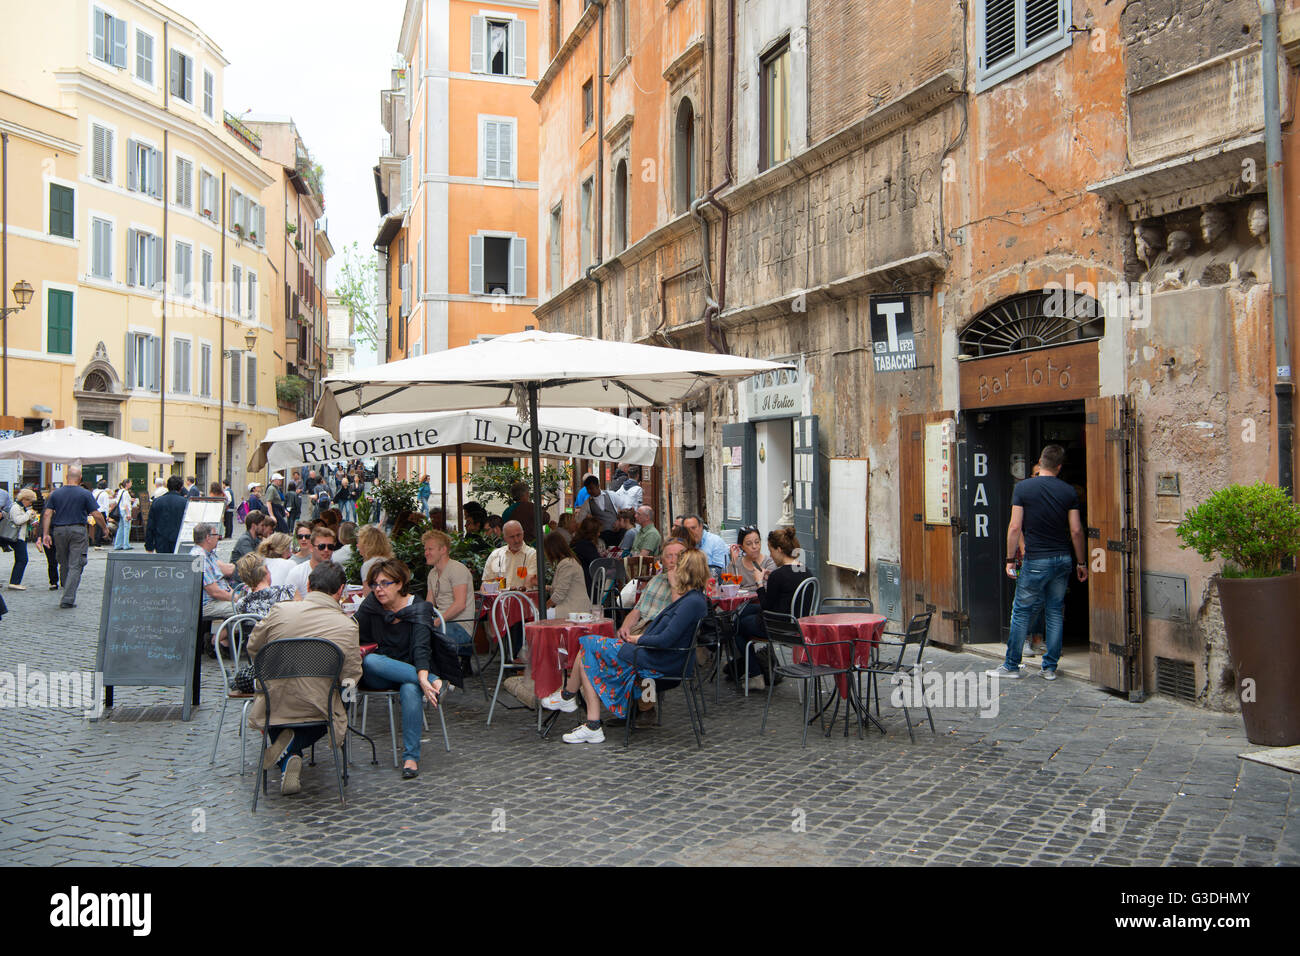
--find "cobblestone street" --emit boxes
[1,545,1296,867]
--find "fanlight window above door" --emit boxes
[959,290,1105,358]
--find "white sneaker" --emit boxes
[562,723,605,744]
[1040,668,1058,681]
[540,690,578,712]
[987,665,1023,679]
[280,755,302,795]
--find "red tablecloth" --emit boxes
[479,590,539,630]
[796,613,887,698]
[709,590,758,613]
[525,618,616,698]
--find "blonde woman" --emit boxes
[256,532,298,587]
[356,525,395,595]
[234,553,298,618]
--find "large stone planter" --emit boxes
[1216,573,1300,747]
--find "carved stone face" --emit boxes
[1248,202,1269,239]
[1200,208,1230,246]
[1134,225,1163,265]
[1166,230,1193,260]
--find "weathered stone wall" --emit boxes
[1121,0,1261,89]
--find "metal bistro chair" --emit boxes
[624,618,707,748]
[758,610,855,747]
[250,638,348,811]
[743,575,821,695]
[351,607,452,767]
[589,558,628,622]
[208,613,262,772]
[486,590,537,725]
[858,611,935,742]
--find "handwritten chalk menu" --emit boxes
[95,552,202,720]
[174,496,227,554]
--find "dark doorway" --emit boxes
[962,401,1089,649]
[82,419,113,489]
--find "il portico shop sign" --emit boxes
[958,341,1100,409]
[747,365,803,420]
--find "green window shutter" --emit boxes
[47,289,73,355]
[49,184,74,238]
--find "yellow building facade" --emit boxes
[1,0,281,496]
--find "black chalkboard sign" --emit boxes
[95,552,203,720]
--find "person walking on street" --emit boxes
[990,444,1087,681]
[221,479,235,538]
[111,480,135,551]
[265,473,288,532]
[91,479,112,549]
[41,466,107,608]
[1,489,40,589]
[144,475,189,554]
[30,485,59,590]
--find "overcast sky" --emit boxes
[168,0,404,368]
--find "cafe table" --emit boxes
[524,617,617,700]
[797,612,887,734]
[478,589,540,630]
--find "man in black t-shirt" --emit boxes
[990,444,1087,681]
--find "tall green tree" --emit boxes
[335,241,380,353]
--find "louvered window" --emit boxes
[174,157,193,209]
[481,117,515,180]
[976,0,1072,92]
[91,125,114,183]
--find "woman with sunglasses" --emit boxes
[356,558,464,778]
[726,525,776,589]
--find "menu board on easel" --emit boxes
[174,497,227,553]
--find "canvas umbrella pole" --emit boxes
[528,383,547,611]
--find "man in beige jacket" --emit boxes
[247,561,361,795]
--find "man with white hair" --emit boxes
[483,520,537,658]
[189,522,236,620]
[40,466,106,609]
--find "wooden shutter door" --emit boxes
[1084,395,1143,697]
[899,411,961,646]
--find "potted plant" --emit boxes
[286,222,297,235]
[1177,482,1300,745]
[295,238,304,251]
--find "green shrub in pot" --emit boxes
[1176,482,1300,576]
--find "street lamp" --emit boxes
[244,327,257,352]
[2,278,34,417]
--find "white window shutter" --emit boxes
[510,236,526,296]
[147,335,161,392]
[150,235,163,290]
[401,156,412,210]
[126,229,137,285]
[113,17,127,68]
[247,356,256,405]
[510,19,527,77]
[127,142,138,191]
[248,273,257,318]
[470,16,487,73]
[483,120,498,178]
[469,235,485,294]
[92,127,107,181]
[500,122,514,180]
[124,333,135,385]
[94,11,107,62]
[150,149,162,198]
[169,49,179,97]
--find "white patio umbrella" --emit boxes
[313,329,791,606]
[249,406,660,472]
[0,427,173,466]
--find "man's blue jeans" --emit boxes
[1004,553,1073,672]
[444,621,473,650]
[360,654,439,762]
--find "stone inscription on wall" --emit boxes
[1128,46,1266,167]
[728,110,946,309]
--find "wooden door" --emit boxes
[1084,395,1143,697]
[899,411,961,647]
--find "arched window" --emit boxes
[959,290,1106,358]
[613,158,629,253]
[83,370,111,392]
[674,98,696,214]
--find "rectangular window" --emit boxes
[93,8,127,68]
[580,177,593,269]
[49,184,74,238]
[91,124,114,183]
[199,343,211,397]
[203,70,214,118]
[246,356,257,406]
[127,140,162,198]
[483,237,511,295]
[480,118,516,180]
[174,157,193,209]
[549,204,562,296]
[126,229,162,289]
[173,241,192,297]
[471,16,525,76]
[125,332,153,390]
[200,249,213,304]
[230,350,241,404]
[199,171,217,221]
[91,218,113,279]
[135,30,154,83]
[47,289,73,355]
[172,338,191,394]
[169,48,193,103]
[582,79,594,130]
[976,0,1072,91]
[760,40,791,171]
[247,271,257,319]
[231,264,242,317]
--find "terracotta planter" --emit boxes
[1216,572,1300,747]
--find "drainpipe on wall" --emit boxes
[591,0,606,340]
[690,0,736,354]
[1262,0,1296,500]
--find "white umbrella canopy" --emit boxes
[313,329,792,430]
[249,407,660,472]
[0,427,173,466]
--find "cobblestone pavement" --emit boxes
[1,543,1297,866]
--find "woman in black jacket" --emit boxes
[731,527,811,690]
[356,558,463,778]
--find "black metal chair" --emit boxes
[858,611,935,742]
[818,596,875,614]
[743,575,821,694]
[759,610,855,747]
[623,618,707,748]
[589,558,628,621]
[250,638,348,811]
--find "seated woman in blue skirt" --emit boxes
[549,548,710,744]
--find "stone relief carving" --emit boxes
[1136,198,1271,289]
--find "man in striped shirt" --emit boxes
[616,537,686,639]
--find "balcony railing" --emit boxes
[223,112,262,153]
